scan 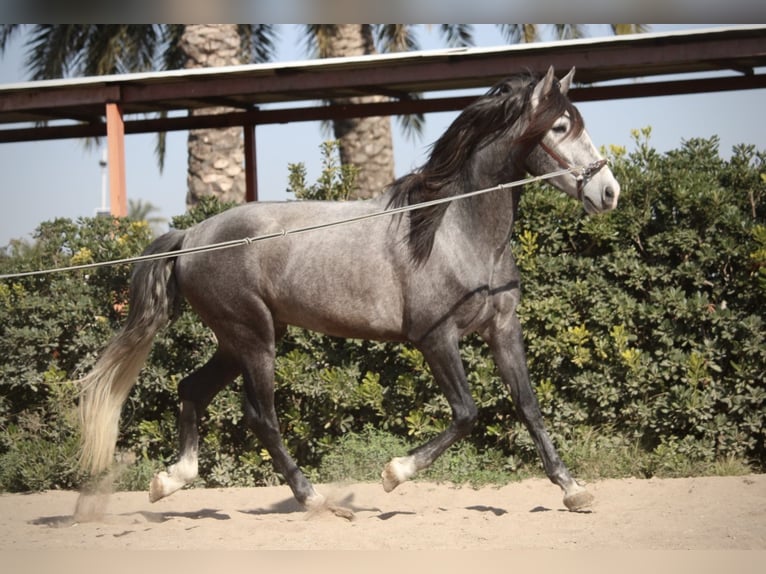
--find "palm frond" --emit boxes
[438,24,474,48]
[162,25,187,70]
[375,24,419,53]
[128,198,166,225]
[155,114,168,174]
[83,25,160,76]
[304,24,337,58]
[238,24,278,63]
[611,24,651,35]
[25,25,86,79]
[551,24,586,40]
[120,25,161,73]
[498,24,539,44]
[22,25,164,80]
[82,25,119,75]
[0,24,21,53]
[397,111,425,142]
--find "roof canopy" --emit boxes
[0,25,763,214]
[0,25,764,143]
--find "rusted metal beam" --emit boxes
[0,28,762,136]
[0,73,763,145]
[0,122,104,142]
[110,33,765,108]
[568,73,766,101]
[0,85,121,114]
[0,94,479,142]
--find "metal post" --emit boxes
[244,121,258,202]
[106,102,127,216]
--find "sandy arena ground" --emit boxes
[0,474,764,551]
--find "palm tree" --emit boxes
[304,25,394,199]
[0,24,276,209]
[179,25,249,207]
[304,24,473,199]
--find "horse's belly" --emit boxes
[267,273,406,341]
[273,300,406,342]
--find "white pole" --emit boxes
[100,147,108,212]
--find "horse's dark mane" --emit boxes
[387,71,583,264]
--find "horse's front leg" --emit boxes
[381,335,478,491]
[482,312,594,511]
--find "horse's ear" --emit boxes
[559,67,575,95]
[531,66,556,108]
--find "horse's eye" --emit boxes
[552,122,568,134]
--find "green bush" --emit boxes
[512,130,765,473]
[0,133,763,493]
[0,217,154,490]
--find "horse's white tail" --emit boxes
[78,230,186,476]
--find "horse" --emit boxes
[76,66,620,518]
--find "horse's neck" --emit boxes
[451,164,521,258]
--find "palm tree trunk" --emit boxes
[180,25,246,208]
[325,25,395,199]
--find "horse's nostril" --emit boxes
[603,185,615,203]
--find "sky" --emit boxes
[0,24,764,248]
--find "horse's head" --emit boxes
[524,66,620,214]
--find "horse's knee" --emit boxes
[454,403,478,435]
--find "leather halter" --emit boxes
[538,140,608,201]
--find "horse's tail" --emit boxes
[78,229,186,476]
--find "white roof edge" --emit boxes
[1,25,764,92]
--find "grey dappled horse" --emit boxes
[77,67,620,517]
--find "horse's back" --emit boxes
[173,197,410,340]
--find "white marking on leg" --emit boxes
[170,454,199,482]
[149,453,198,503]
[381,455,418,492]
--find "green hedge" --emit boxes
[0,132,763,492]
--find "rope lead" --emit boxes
[0,165,592,281]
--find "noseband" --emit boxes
[538,140,607,201]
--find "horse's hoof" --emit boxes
[381,456,417,492]
[148,471,169,503]
[305,493,355,521]
[381,464,401,493]
[563,487,594,511]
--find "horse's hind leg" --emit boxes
[238,327,353,520]
[240,350,330,512]
[149,350,238,502]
